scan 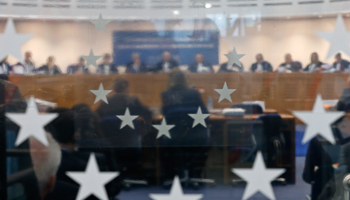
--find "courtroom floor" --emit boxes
[117,157,310,200]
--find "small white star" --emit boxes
[232,151,285,200]
[316,15,350,59]
[188,107,210,128]
[293,94,344,144]
[224,47,245,68]
[214,82,236,103]
[153,118,175,139]
[149,176,203,200]
[116,108,138,129]
[66,153,119,200]
[5,96,58,146]
[82,49,102,69]
[90,13,112,33]
[0,18,33,60]
[90,83,112,104]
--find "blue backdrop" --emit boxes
[113,30,219,67]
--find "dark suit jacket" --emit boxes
[67,64,89,74]
[188,61,213,73]
[250,61,273,72]
[279,62,302,72]
[161,86,209,146]
[96,63,118,74]
[332,59,350,72]
[337,88,350,112]
[219,62,243,72]
[0,62,11,75]
[304,62,323,72]
[303,137,335,200]
[152,59,178,72]
[36,65,61,75]
[126,62,148,73]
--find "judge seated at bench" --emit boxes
[36,56,62,75]
[219,50,243,72]
[10,52,36,75]
[67,57,89,75]
[304,52,324,73]
[126,53,148,73]
[188,53,213,73]
[332,53,350,73]
[277,53,302,73]
[0,56,12,75]
[250,54,273,73]
[96,53,118,74]
[151,51,179,73]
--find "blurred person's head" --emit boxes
[47,56,55,67]
[163,51,171,62]
[195,53,203,63]
[25,52,32,61]
[114,78,129,93]
[45,108,76,150]
[132,53,140,62]
[311,52,319,64]
[285,54,292,64]
[167,68,188,89]
[335,53,342,63]
[256,54,264,64]
[29,133,61,200]
[103,53,112,64]
[78,57,85,66]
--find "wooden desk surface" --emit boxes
[9,73,347,116]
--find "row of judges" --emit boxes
[0,51,349,75]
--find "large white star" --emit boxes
[90,83,112,104]
[316,15,350,59]
[153,118,175,139]
[149,176,203,200]
[90,13,112,33]
[5,96,58,146]
[293,94,344,144]
[66,153,119,200]
[116,108,138,129]
[232,152,285,200]
[0,18,33,60]
[224,47,245,68]
[82,49,102,69]
[214,82,236,103]
[188,107,210,128]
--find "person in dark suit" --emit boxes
[96,54,118,74]
[67,57,89,75]
[0,56,12,75]
[188,53,213,73]
[152,51,179,73]
[332,53,350,73]
[250,54,273,72]
[126,53,148,73]
[277,53,302,72]
[36,56,62,75]
[304,52,324,72]
[160,69,210,182]
[337,76,350,112]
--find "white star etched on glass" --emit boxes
[316,15,350,59]
[188,107,210,128]
[5,96,58,146]
[153,118,175,139]
[232,151,285,200]
[90,13,112,33]
[293,94,344,144]
[82,49,102,69]
[116,107,138,129]
[0,18,33,60]
[90,83,112,104]
[66,153,119,200]
[149,176,203,200]
[224,47,245,68]
[214,82,236,103]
